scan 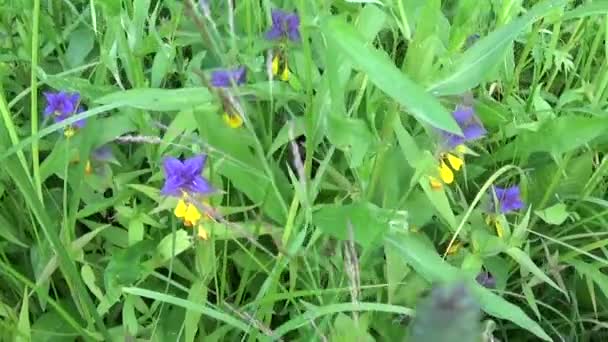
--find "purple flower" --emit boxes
[266,9,300,42]
[492,186,524,214]
[161,155,213,197]
[476,271,496,289]
[210,67,247,88]
[44,92,80,118]
[92,145,114,162]
[441,105,486,148]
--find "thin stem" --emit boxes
[31,0,43,202]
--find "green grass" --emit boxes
[2,0,608,341]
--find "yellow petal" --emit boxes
[438,161,454,184]
[495,220,504,238]
[64,127,76,138]
[197,226,209,240]
[280,65,290,81]
[447,242,461,255]
[174,199,188,219]
[85,160,93,175]
[185,203,202,226]
[223,112,243,128]
[429,176,443,190]
[271,54,279,76]
[446,153,464,171]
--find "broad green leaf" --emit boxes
[185,281,208,342]
[66,28,95,68]
[322,16,461,134]
[519,116,608,155]
[151,43,176,88]
[326,114,374,168]
[505,247,565,295]
[427,0,568,95]
[95,87,217,111]
[535,203,570,225]
[385,232,551,341]
[313,202,393,249]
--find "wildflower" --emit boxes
[210,67,246,88]
[446,241,463,255]
[491,186,524,214]
[44,91,80,118]
[271,51,290,81]
[429,105,486,190]
[475,271,496,289]
[162,155,214,235]
[85,145,115,175]
[43,91,86,137]
[441,106,486,149]
[222,111,243,128]
[162,155,213,197]
[486,185,524,237]
[266,9,300,42]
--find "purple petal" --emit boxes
[462,122,486,141]
[266,26,283,40]
[53,113,69,123]
[187,175,213,194]
[210,70,230,87]
[73,118,86,129]
[271,9,287,25]
[452,106,474,125]
[161,176,183,196]
[286,14,300,42]
[163,157,184,177]
[234,67,247,85]
[92,146,114,162]
[443,132,465,149]
[476,271,496,289]
[183,155,206,176]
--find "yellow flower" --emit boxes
[485,215,505,238]
[174,199,202,227]
[447,242,462,255]
[271,54,290,81]
[85,160,93,175]
[222,112,243,128]
[428,148,465,190]
[64,126,76,138]
[197,227,209,240]
[445,153,463,171]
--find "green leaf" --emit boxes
[385,232,552,341]
[122,287,252,333]
[16,291,30,342]
[95,88,217,111]
[563,2,608,20]
[534,203,570,225]
[274,302,413,338]
[185,281,208,342]
[313,202,393,249]
[567,258,608,301]
[515,116,608,156]
[326,114,374,168]
[66,28,95,68]
[322,16,461,134]
[505,247,565,295]
[427,0,568,95]
[151,43,176,88]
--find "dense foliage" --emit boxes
[1,0,608,341]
